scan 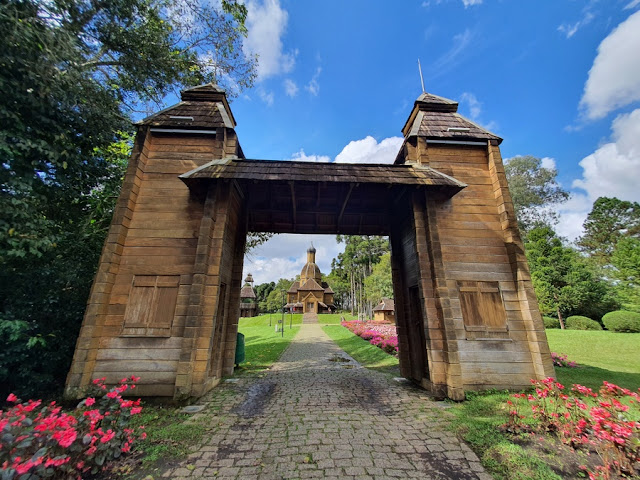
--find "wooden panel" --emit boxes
[458,281,507,331]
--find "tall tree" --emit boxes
[525,226,618,327]
[578,197,640,268]
[611,237,640,308]
[364,252,393,303]
[504,156,569,234]
[0,0,255,397]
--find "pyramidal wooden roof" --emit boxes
[137,83,236,129]
[401,92,501,144]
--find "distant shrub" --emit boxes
[542,316,560,329]
[602,310,640,333]
[565,315,602,330]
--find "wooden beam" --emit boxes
[338,183,356,226]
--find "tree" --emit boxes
[504,156,569,234]
[611,237,640,307]
[525,226,618,327]
[578,197,640,268]
[364,252,393,303]
[265,278,295,313]
[0,0,255,397]
[331,235,389,318]
[255,281,275,313]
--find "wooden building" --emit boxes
[65,84,554,401]
[285,245,335,314]
[239,273,258,318]
[373,298,395,323]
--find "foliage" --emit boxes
[331,235,389,317]
[578,197,640,268]
[364,252,393,303]
[611,237,640,306]
[565,316,602,331]
[245,232,274,254]
[504,156,569,234]
[0,377,145,479]
[263,278,296,313]
[550,352,578,368]
[525,226,618,326]
[543,316,561,329]
[0,0,255,397]
[254,281,275,313]
[504,378,639,480]
[602,310,640,333]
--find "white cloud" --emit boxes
[556,107,640,241]
[257,87,274,106]
[243,234,343,284]
[290,149,330,163]
[540,157,556,170]
[430,29,473,76]
[625,0,640,9]
[462,0,482,7]
[306,67,322,96]
[459,92,481,121]
[580,11,640,120]
[283,78,298,97]
[558,11,595,39]
[334,136,404,164]
[244,0,296,80]
[572,108,640,202]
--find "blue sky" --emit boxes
[218,0,640,284]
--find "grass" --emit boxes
[130,406,207,469]
[322,324,399,375]
[547,330,640,389]
[448,329,640,479]
[238,314,301,372]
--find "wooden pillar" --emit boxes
[64,127,150,397]
[487,143,555,380]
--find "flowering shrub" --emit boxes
[504,378,639,479]
[341,320,398,355]
[1,377,145,479]
[551,352,578,368]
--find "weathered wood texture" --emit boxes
[396,136,554,392]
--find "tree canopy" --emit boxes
[504,156,569,234]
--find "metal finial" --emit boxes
[418,59,425,93]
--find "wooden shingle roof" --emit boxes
[137,83,236,129]
[180,159,466,189]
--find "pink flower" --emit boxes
[6,393,18,403]
[84,397,96,407]
[54,428,77,448]
[130,407,142,415]
[100,429,115,443]
[106,390,118,399]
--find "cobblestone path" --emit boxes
[163,324,490,479]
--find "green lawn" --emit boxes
[322,324,399,375]
[448,329,640,480]
[238,314,301,372]
[547,329,640,389]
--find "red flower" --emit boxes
[84,397,96,407]
[6,393,18,403]
[100,429,115,443]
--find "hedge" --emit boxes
[602,310,640,333]
[565,315,602,331]
[543,316,561,329]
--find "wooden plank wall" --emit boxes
[67,128,231,397]
[411,139,554,390]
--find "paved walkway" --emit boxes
[163,324,490,479]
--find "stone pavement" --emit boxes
[163,324,491,479]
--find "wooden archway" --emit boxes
[65,85,554,400]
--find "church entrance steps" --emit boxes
[302,312,318,324]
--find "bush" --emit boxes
[565,315,602,330]
[0,377,145,479]
[542,316,560,328]
[602,310,640,333]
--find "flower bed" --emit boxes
[341,320,398,355]
[1,377,145,479]
[504,378,639,479]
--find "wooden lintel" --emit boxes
[338,183,356,225]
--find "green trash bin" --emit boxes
[235,332,245,366]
